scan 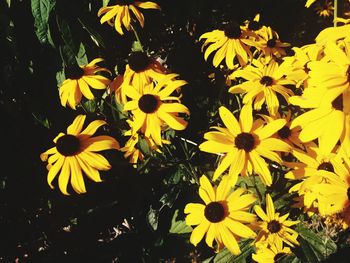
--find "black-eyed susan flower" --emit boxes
[116,51,170,103]
[243,14,263,33]
[284,144,346,210]
[254,194,299,247]
[285,143,345,183]
[260,111,304,149]
[98,0,160,35]
[229,59,297,117]
[315,1,334,18]
[40,115,120,195]
[120,133,144,167]
[199,104,290,185]
[254,26,291,60]
[289,88,347,155]
[184,175,257,255]
[315,24,350,44]
[281,47,314,88]
[123,74,189,146]
[199,22,257,69]
[307,42,350,96]
[304,162,350,218]
[59,58,111,110]
[252,238,292,263]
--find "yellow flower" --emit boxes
[199,22,257,69]
[254,194,300,247]
[260,111,304,149]
[184,175,257,255]
[307,165,350,217]
[199,104,290,185]
[280,47,313,88]
[243,13,263,33]
[252,238,292,263]
[120,133,144,167]
[122,74,189,146]
[98,1,160,35]
[40,115,120,195]
[284,144,346,210]
[116,51,170,103]
[254,26,291,60]
[59,58,111,110]
[307,42,350,98]
[229,59,296,117]
[289,87,347,155]
[315,1,334,18]
[315,24,350,44]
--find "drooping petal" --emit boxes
[67,115,86,135]
[189,220,210,246]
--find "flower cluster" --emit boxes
[40,1,190,194]
[37,0,350,261]
[184,12,350,259]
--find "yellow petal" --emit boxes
[219,106,241,136]
[58,158,71,195]
[190,220,210,246]
[67,115,86,135]
[239,104,253,132]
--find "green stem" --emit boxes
[110,94,117,121]
[131,25,144,52]
[334,0,338,27]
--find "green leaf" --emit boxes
[78,18,106,49]
[159,187,180,209]
[131,40,143,52]
[169,209,192,234]
[296,224,337,260]
[32,113,51,129]
[138,137,151,156]
[299,238,319,263]
[82,99,97,113]
[56,15,80,65]
[55,68,65,87]
[147,206,159,231]
[202,256,214,263]
[102,0,110,7]
[31,0,56,44]
[282,255,302,263]
[76,42,88,65]
[214,239,254,263]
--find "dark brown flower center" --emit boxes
[138,94,160,113]
[278,126,291,139]
[235,132,255,152]
[267,38,277,48]
[332,95,343,111]
[274,253,285,262]
[56,134,81,156]
[128,51,151,72]
[347,187,350,200]
[224,22,242,39]
[204,201,227,223]
[267,220,281,233]
[248,21,261,31]
[347,66,350,82]
[317,162,334,173]
[65,64,84,80]
[260,76,274,86]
